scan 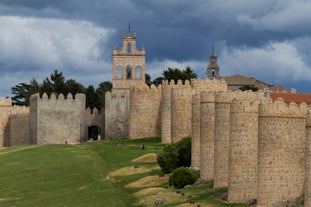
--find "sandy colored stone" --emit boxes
[109,165,160,177]
[132,153,157,163]
[125,175,168,188]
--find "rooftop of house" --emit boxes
[269,92,311,104]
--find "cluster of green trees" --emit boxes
[11,67,198,109]
[11,70,112,110]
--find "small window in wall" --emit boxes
[136,66,141,79]
[212,60,215,66]
[126,65,132,79]
[211,69,216,79]
[117,66,122,79]
[127,42,131,53]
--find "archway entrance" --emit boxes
[88,126,101,141]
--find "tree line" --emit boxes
[11,67,198,109]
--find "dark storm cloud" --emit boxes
[0,0,311,96]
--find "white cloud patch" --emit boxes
[220,41,311,85]
[236,1,311,33]
[0,15,115,97]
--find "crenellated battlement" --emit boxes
[161,79,191,89]
[0,97,12,107]
[85,107,100,115]
[10,105,30,117]
[230,98,261,113]
[31,93,85,102]
[259,97,307,118]
[191,78,227,91]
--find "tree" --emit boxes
[65,79,86,96]
[11,79,40,106]
[152,77,164,86]
[175,137,192,167]
[163,66,197,84]
[157,137,192,174]
[45,70,66,95]
[96,81,112,109]
[145,73,152,86]
[239,85,259,92]
[157,144,179,173]
[85,85,101,110]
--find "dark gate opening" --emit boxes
[88,126,100,141]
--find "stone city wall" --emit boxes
[257,99,307,207]
[199,91,215,182]
[105,89,130,139]
[171,80,192,142]
[84,108,104,141]
[227,99,260,203]
[30,93,85,145]
[191,78,228,169]
[0,98,12,146]
[8,106,30,146]
[160,80,174,143]
[305,110,311,206]
[129,84,162,139]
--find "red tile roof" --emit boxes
[269,92,311,104]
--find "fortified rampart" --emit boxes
[105,89,130,139]
[30,93,85,145]
[129,84,162,139]
[190,85,311,206]
[9,106,30,146]
[305,110,311,206]
[257,99,306,206]
[0,98,12,146]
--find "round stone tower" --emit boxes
[199,91,215,182]
[257,99,306,206]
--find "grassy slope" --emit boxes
[0,137,242,207]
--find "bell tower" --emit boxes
[112,24,146,89]
[207,46,220,79]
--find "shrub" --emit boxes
[169,167,198,188]
[157,136,192,174]
[157,144,179,173]
[175,136,191,167]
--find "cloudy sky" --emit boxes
[0,0,311,97]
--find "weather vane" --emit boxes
[128,21,131,34]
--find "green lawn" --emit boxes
[0,137,242,207]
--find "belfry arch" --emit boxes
[112,24,146,89]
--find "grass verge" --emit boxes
[0,137,243,207]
